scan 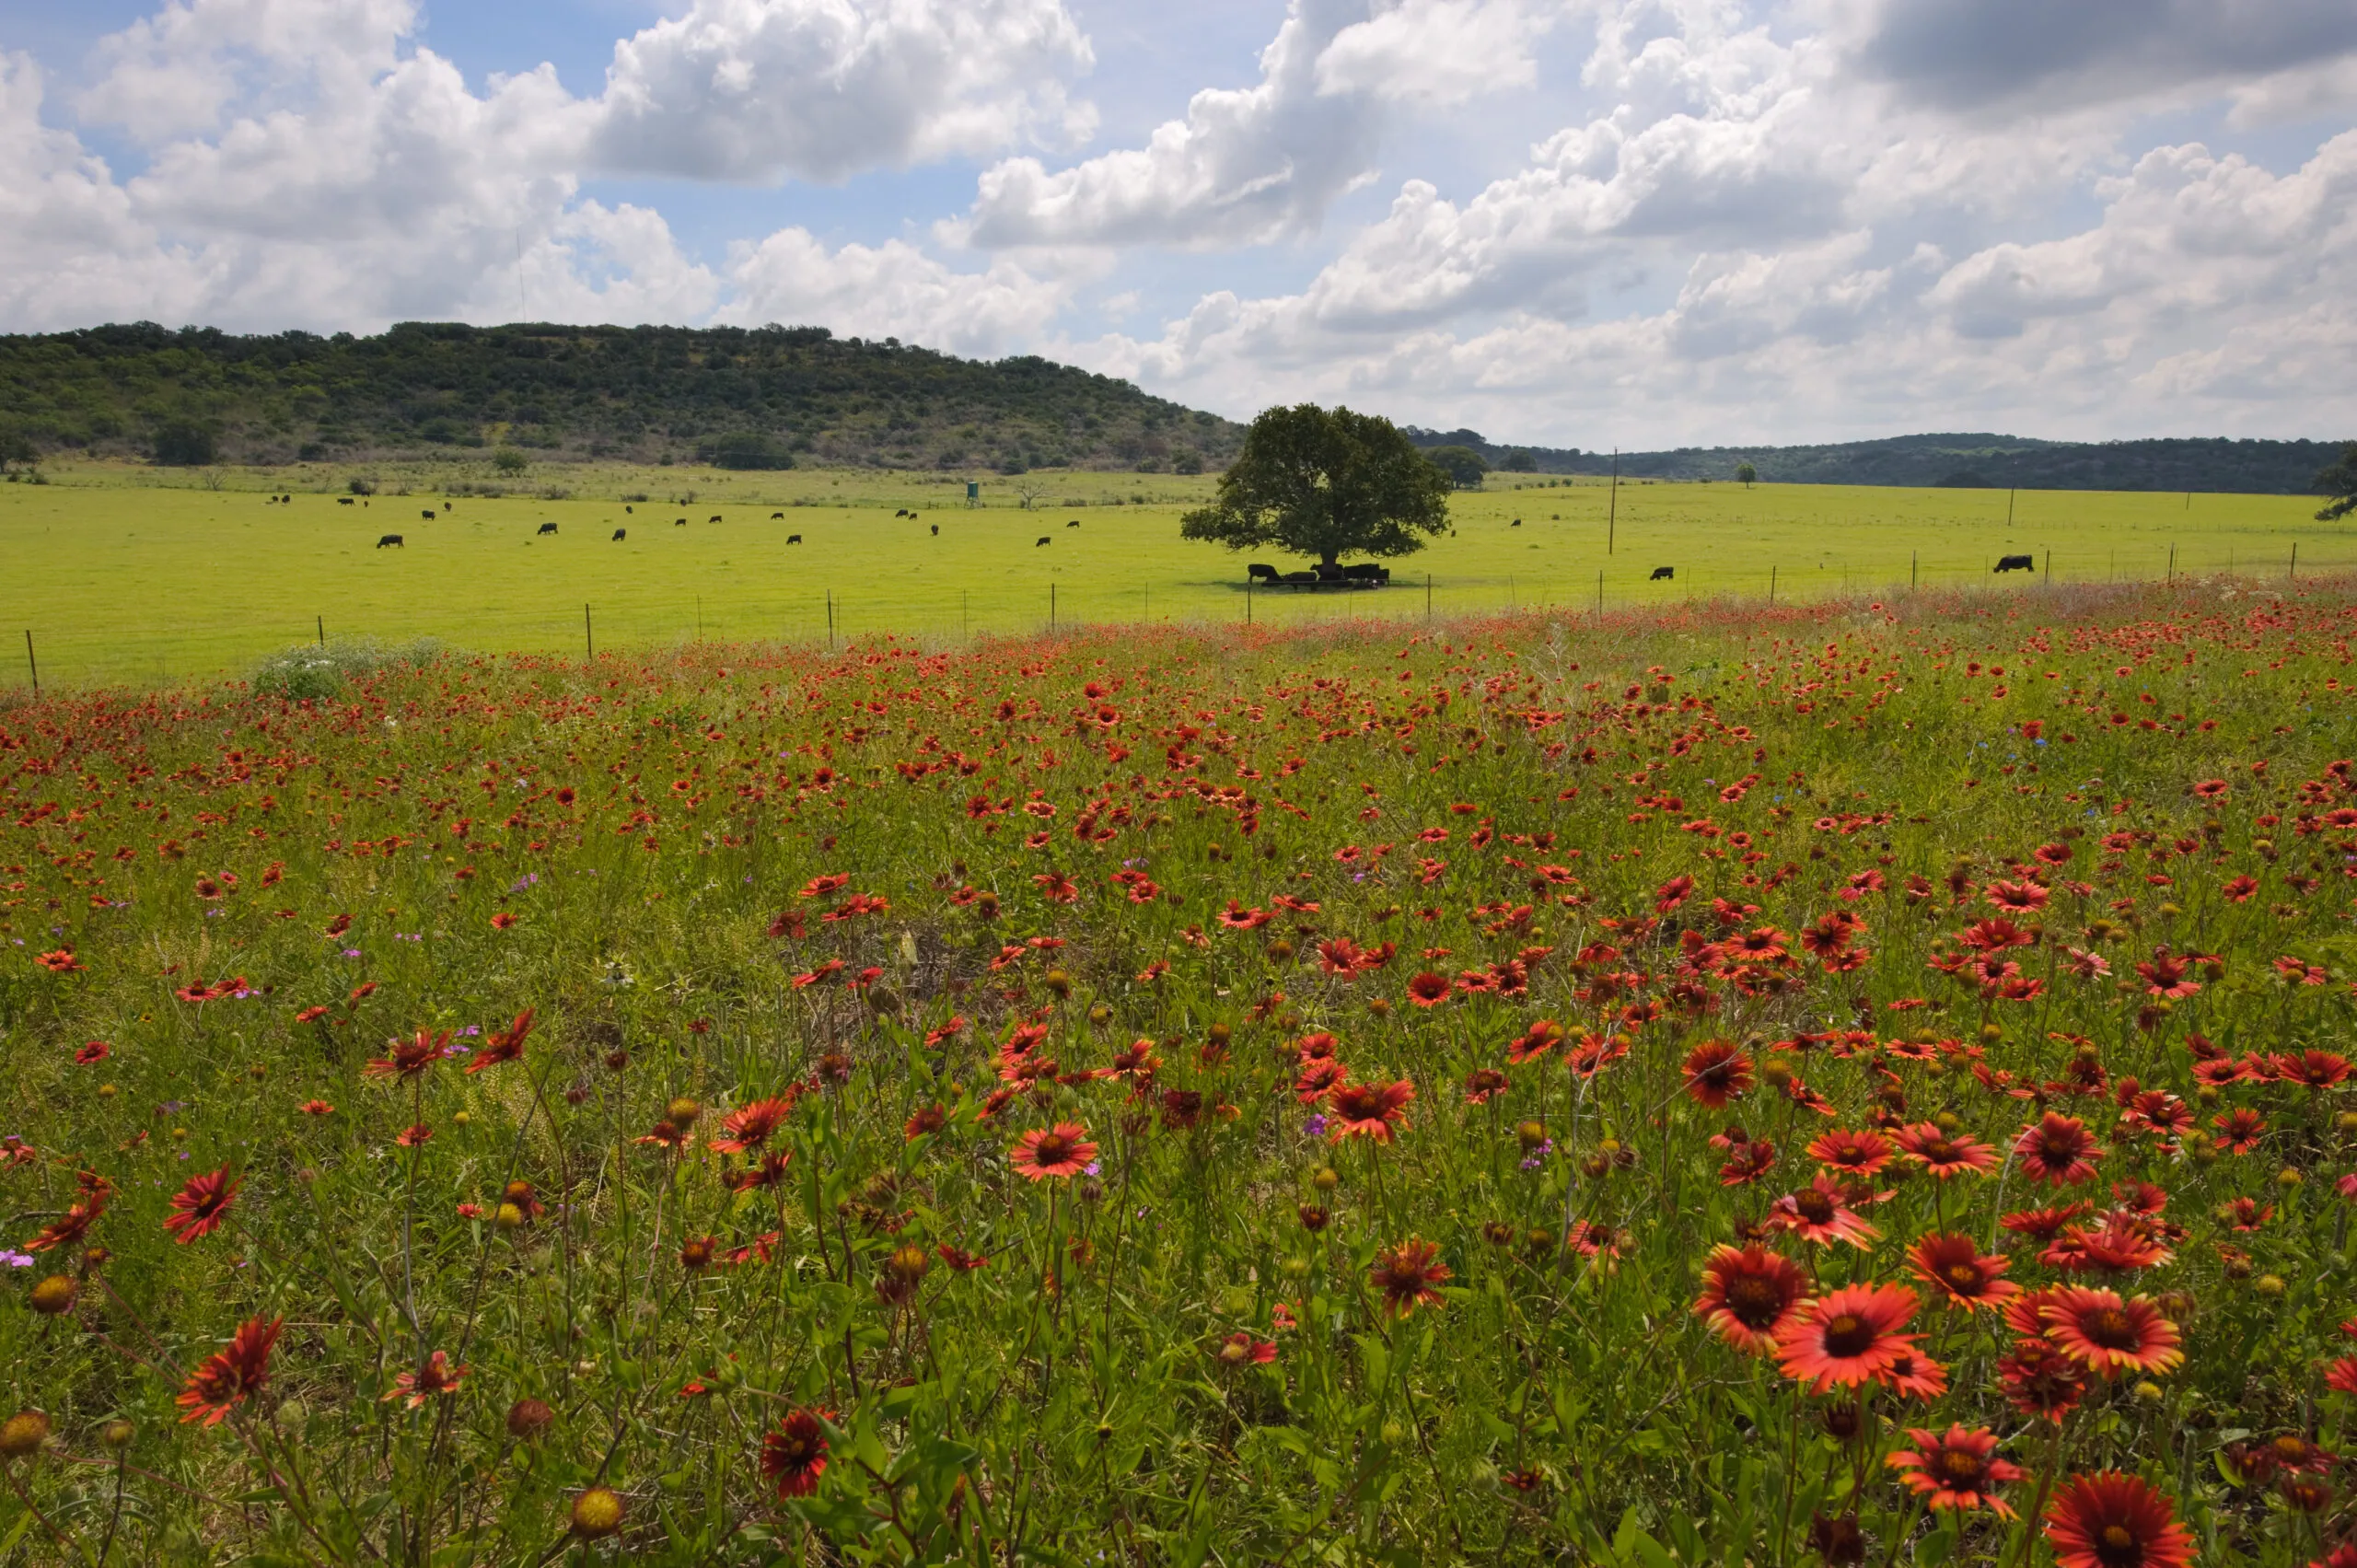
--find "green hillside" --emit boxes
[0,321,1243,475]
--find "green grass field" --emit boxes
[3,458,2345,688]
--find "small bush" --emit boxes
[250,637,447,702]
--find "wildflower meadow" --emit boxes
[3,576,2356,1565]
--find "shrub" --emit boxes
[248,637,447,701]
[152,422,217,466]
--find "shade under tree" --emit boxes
[1179,404,1454,569]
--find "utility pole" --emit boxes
[1607,448,1619,556]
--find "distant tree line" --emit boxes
[0,321,1243,474]
[1403,426,2356,496]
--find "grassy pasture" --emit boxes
[3,459,2344,688]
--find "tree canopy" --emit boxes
[1735,460,1758,487]
[1425,445,1491,489]
[2315,442,2357,521]
[1180,405,1456,567]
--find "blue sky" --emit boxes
[3,0,2354,447]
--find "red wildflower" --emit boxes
[712,1096,796,1154]
[1805,1128,1893,1176]
[1681,1040,1755,1109]
[1692,1244,1809,1354]
[163,1167,240,1245]
[383,1350,468,1408]
[2043,1473,2192,1568]
[1773,1283,1922,1392]
[1009,1122,1096,1180]
[1891,1122,2000,1179]
[1767,1176,1882,1249]
[466,1007,535,1073]
[1908,1232,2019,1311]
[177,1316,283,1426]
[1328,1079,1415,1143]
[760,1408,833,1499]
[1369,1237,1450,1317]
[1405,971,1452,1006]
[2014,1114,2104,1186]
[1887,1425,2024,1516]
[2042,1288,2184,1376]
[364,1029,448,1081]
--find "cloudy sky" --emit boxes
[4,0,2354,448]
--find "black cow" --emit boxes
[1066,519,1080,528]
[442,503,451,513]
[611,528,627,540]
[675,517,687,527]
[1510,518,1522,528]
[1342,563,1389,583]
[909,512,919,521]
[1279,571,1320,588]
[377,534,402,548]
[1650,566,1675,581]
[537,522,558,536]
[625,505,633,514]
[421,509,436,521]
[1248,563,1280,582]
[772,511,784,519]
[895,508,909,517]
[787,534,803,544]
[1036,537,1051,547]
[708,515,722,524]
[930,524,939,537]
[1993,554,2035,573]
[336,497,354,506]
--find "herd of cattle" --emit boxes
[330,498,2043,582]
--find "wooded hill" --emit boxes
[1407,427,2349,495]
[0,321,1243,475]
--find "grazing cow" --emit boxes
[625,505,633,514]
[377,534,403,549]
[1510,518,1522,528]
[787,534,803,544]
[1066,519,1079,528]
[708,514,722,524]
[537,522,558,536]
[771,511,784,519]
[1993,553,2036,573]
[1650,566,1675,581]
[895,508,909,517]
[930,524,938,537]
[443,503,452,513]
[675,517,688,527]
[908,512,918,522]
[611,528,626,541]
[1248,563,1280,582]
[421,509,437,521]
[1036,537,1051,547]
[337,497,354,505]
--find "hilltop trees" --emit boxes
[1182,404,1455,569]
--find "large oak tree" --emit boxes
[1179,403,1453,568]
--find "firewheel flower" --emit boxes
[1369,1237,1451,1317]
[1327,1079,1414,1143]
[383,1350,469,1407]
[760,1407,833,1499]
[1907,1233,2019,1311]
[466,1007,535,1073]
[177,1316,283,1426]
[2014,1113,2104,1187]
[1773,1283,1922,1392]
[1680,1040,1755,1109]
[163,1167,241,1244]
[711,1096,796,1154]
[1890,1122,1999,1179]
[2041,1287,2184,1377]
[1692,1244,1810,1355]
[364,1028,449,1081]
[1887,1425,2025,1516]
[2043,1472,2193,1568]
[1009,1122,1097,1180]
